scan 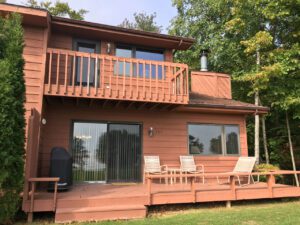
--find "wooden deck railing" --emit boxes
[145,170,300,205]
[27,177,59,222]
[44,48,189,104]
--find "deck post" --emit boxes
[267,174,275,198]
[226,201,231,208]
[229,175,236,200]
[191,177,196,203]
[27,212,33,223]
[147,177,152,205]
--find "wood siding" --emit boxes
[191,71,232,99]
[23,25,47,120]
[39,103,248,178]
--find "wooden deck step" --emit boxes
[55,205,147,223]
[57,195,148,208]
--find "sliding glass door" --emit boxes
[72,122,141,183]
[72,122,107,183]
[107,124,141,182]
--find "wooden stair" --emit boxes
[54,196,148,223]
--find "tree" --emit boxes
[169,0,300,173]
[26,0,87,20]
[0,13,25,224]
[119,12,162,33]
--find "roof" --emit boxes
[186,92,269,114]
[0,3,195,50]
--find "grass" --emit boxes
[16,199,300,225]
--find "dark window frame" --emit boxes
[115,44,166,79]
[187,123,241,156]
[72,38,101,86]
[115,43,165,61]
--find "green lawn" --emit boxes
[19,200,300,225]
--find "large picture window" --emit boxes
[188,124,240,155]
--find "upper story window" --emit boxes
[115,45,165,79]
[188,124,240,156]
[73,39,100,86]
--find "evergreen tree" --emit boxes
[0,13,25,223]
[119,12,162,33]
[26,0,87,20]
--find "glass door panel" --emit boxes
[107,124,141,182]
[72,122,107,183]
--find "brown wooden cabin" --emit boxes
[2,3,300,223]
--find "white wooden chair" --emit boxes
[143,156,168,184]
[217,157,257,186]
[180,156,205,184]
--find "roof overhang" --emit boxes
[0,3,49,27]
[51,17,195,50]
[0,3,195,50]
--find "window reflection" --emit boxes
[72,122,107,182]
[225,125,240,154]
[188,124,240,155]
[114,45,165,79]
[188,124,222,155]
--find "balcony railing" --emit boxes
[44,48,189,104]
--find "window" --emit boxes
[73,39,100,86]
[115,45,165,79]
[188,124,240,155]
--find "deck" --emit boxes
[23,171,300,223]
[44,48,189,105]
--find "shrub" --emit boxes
[254,163,280,172]
[0,13,25,224]
[254,164,282,182]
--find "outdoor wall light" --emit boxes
[148,127,155,137]
[41,118,47,125]
[107,43,111,54]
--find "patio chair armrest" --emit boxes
[196,164,205,172]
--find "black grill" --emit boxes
[48,147,72,191]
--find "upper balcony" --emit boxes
[44,48,189,105]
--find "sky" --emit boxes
[7,0,178,33]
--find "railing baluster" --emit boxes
[156,63,159,101]
[87,54,91,96]
[149,62,152,100]
[129,59,132,99]
[136,61,139,99]
[169,65,172,101]
[79,56,83,95]
[64,53,68,94]
[116,59,119,97]
[109,58,112,97]
[102,56,105,97]
[72,53,76,95]
[180,67,183,102]
[94,56,98,96]
[47,50,52,93]
[143,62,146,99]
[123,58,126,98]
[163,65,166,102]
[56,52,60,94]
